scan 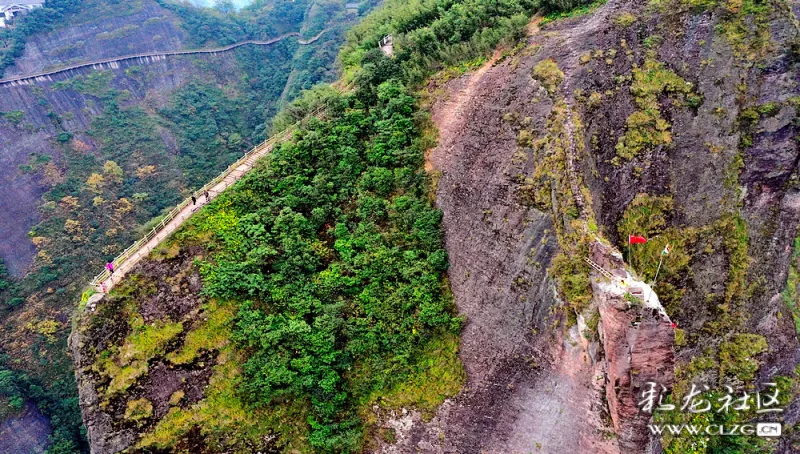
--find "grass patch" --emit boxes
[781,236,800,333]
[540,0,608,25]
[168,390,184,406]
[551,250,593,312]
[532,59,565,94]
[1,110,24,125]
[364,333,465,419]
[51,71,115,97]
[718,333,767,383]
[167,300,232,365]
[613,58,695,164]
[718,214,750,309]
[97,24,140,41]
[139,348,312,452]
[94,311,183,397]
[688,0,773,61]
[617,194,694,310]
[614,11,637,27]
[125,398,153,423]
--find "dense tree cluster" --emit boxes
[190,80,458,450]
[0,1,365,452]
[341,0,550,84]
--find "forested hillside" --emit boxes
[338,0,800,452]
[4,0,798,452]
[0,1,373,452]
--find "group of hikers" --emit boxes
[191,190,211,207]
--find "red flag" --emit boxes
[629,235,647,244]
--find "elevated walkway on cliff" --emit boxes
[0,29,328,87]
[86,106,325,303]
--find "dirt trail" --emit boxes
[426,49,503,172]
[380,7,622,453]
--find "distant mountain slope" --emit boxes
[2,1,190,78]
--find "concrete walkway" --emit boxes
[91,131,291,303]
[1,29,329,86]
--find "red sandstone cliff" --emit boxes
[590,241,675,453]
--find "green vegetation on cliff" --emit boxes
[613,57,696,164]
[0,0,82,77]
[340,0,539,84]
[167,79,461,451]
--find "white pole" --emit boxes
[652,253,665,286]
[645,253,666,304]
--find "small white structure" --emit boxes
[0,0,45,28]
[379,34,393,57]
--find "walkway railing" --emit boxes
[583,257,616,282]
[88,107,324,291]
[0,29,329,86]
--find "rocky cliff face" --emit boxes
[373,0,800,452]
[0,52,232,274]
[70,247,209,453]
[0,1,194,276]
[0,3,191,276]
[3,2,188,78]
[589,241,675,454]
[65,0,800,452]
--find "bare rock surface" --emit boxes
[69,247,209,453]
[374,7,624,453]
[375,0,800,452]
[589,242,675,454]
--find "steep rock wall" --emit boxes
[0,49,255,275]
[377,0,800,452]
[0,0,193,276]
[589,241,675,454]
[375,13,623,454]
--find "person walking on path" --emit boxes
[105,262,114,275]
[192,196,197,205]
[205,191,210,202]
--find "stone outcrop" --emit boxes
[69,246,208,453]
[70,306,138,454]
[589,241,675,454]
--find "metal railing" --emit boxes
[89,107,324,291]
[0,30,330,86]
[583,257,616,281]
